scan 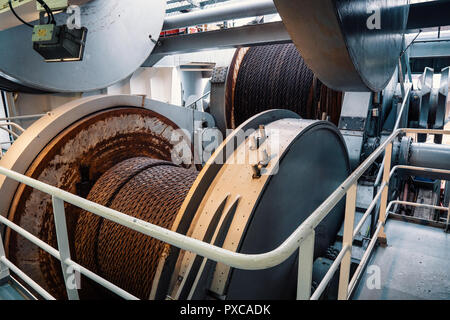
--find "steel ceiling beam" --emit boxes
[407,0,450,32]
[143,21,291,66]
[409,39,450,58]
[166,0,231,14]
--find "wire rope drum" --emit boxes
[72,110,351,300]
[210,44,343,134]
[1,103,349,300]
[152,111,351,300]
[273,0,409,92]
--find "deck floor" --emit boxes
[0,281,26,300]
[352,219,450,300]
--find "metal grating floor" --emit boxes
[352,219,450,300]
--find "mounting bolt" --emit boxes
[259,149,269,166]
[252,149,270,179]
[249,136,258,150]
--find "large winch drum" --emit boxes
[0,0,166,93]
[210,44,343,135]
[1,96,349,300]
[273,0,409,92]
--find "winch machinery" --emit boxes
[1,0,449,301]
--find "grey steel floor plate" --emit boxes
[0,282,26,300]
[352,219,450,300]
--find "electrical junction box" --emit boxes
[32,24,57,42]
[32,24,88,62]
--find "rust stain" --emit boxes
[5,107,192,299]
[75,158,198,299]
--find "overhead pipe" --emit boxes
[408,143,450,172]
[162,0,277,30]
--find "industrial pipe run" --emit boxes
[398,139,450,172]
[162,0,277,30]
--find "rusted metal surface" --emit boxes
[4,107,190,299]
[225,47,249,129]
[316,80,343,126]
[75,157,198,299]
[226,44,342,128]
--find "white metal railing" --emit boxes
[0,127,448,300]
[0,114,46,159]
[186,91,210,111]
[0,96,449,300]
[374,83,412,187]
[387,200,450,232]
[0,126,20,139]
[0,122,25,133]
[345,164,450,298]
[0,114,46,122]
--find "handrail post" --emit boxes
[0,236,10,282]
[338,183,357,300]
[378,143,393,245]
[52,196,80,300]
[446,204,450,233]
[296,230,315,300]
